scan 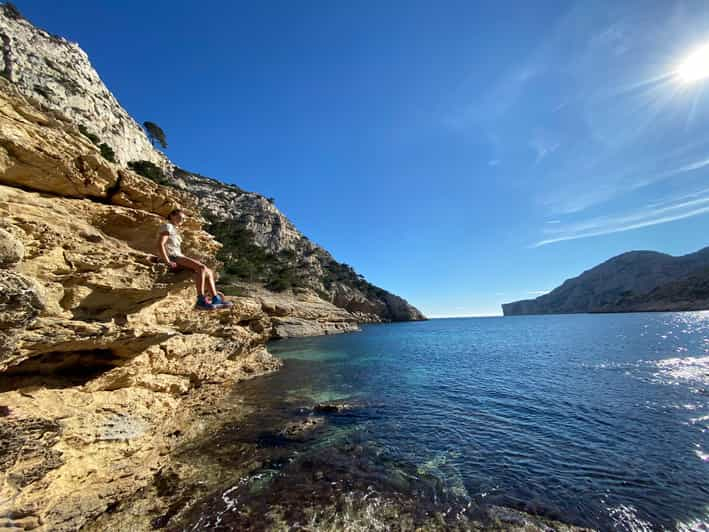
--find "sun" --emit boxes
[677,43,709,83]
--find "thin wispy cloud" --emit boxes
[533,193,709,247]
[439,0,709,256]
[541,147,709,215]
[442,63,542,131]
[646,186,709,210]
[530,130,560,163]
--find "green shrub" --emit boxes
[220,285,249,297]
[128,160,169,185]
[266,275,291,292]
[207,217,390,298]
[78,124,100,145]
[99,143,116,163]
[207,219,304,292]
[77,125,116,163]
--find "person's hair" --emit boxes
[167,208,184,221]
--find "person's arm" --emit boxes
[157,232,177,269]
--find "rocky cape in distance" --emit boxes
[0,4,425,530]
[503,247,709,316]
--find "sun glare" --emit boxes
[677,43,709,83]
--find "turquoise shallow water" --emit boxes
[261,313,709,530]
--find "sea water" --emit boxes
[184,312,709,531]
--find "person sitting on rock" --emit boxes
[157,208,232,311]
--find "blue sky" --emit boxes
[19,0,709,316]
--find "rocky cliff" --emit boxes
[172,168,426,322]
[0,3,425,325]
[502,247,709,315]
[0,5,426,528]
[0,76,286,529]
[0,71,365,530]
[0,5,165,167]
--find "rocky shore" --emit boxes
[0,78,277,529]
[0,5,587,530]
[67,357,593,532]
[0,7,420,528]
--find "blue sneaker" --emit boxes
[195,295,217,311]
[211,294,233,308]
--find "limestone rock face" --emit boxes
[240,283,371,338]
[0,269,43,329]
[174,169,305,253]
[0,5,165,167]
[0,2,426,324]
[0,81,280,530]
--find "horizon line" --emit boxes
[427,314,503,319]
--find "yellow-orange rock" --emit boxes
[0,77,279,531]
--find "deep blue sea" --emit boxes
[260,313,709,530]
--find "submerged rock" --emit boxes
[280,416,326,441]
[164,423,594,532]
[313,402,356,413]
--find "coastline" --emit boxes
[79,341,593,531]
[0,72,424,530]
[503,308,709,316]
[1,4,704,530]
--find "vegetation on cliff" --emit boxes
[609,266,709,312]
[128,160,170,186]
[143,120,168,149]
[207,217,307,292]
[78,124,116,163]
[206,213,418,320]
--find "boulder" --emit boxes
[0,227,24,267]
[0,269,44,326]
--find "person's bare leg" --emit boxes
[204,268,218,298]
[194,269,206,297]
[174,256,208,298]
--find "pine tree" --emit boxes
[143,121,168,149]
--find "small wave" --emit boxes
[653,355,709,388]
[676,509,709,532]
[298,490,419,532]
[607,504,654,532]
[189,472,272,530]
[582,360,647,371]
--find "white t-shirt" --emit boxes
[159,222,183,258]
